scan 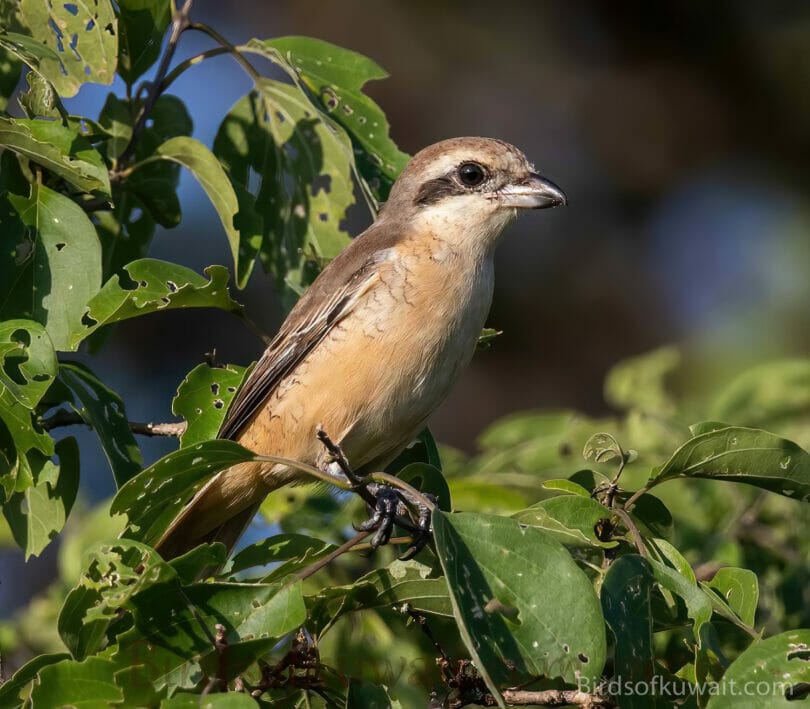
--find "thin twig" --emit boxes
[283,531,371,588]
[614,507,648,558]
[623,485,649,512]
[118,0,195,166]
[187,22,260,81]
[39,409,187,437]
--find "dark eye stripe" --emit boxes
[414,176,465,205]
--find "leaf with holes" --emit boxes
[214,77,354,307]
[116,0,171,85]
[648,424,810,502]
[432,511,606,704]
[259,36,410,203]
[18,0,117,98]
[2,184,102,351]
[0,387,55,496]
[0,319,57,409]
[0,117,110,194]
[111,439,257,545]
[513,495,617,548]
[73,259,243,348]
[59,360,142,487]
[2,436,79,557]
[171,362,247,447]
[58,539,177,660]
[706,630,810,708]
[0,652,70,707]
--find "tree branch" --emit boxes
[117,0,195,166]
[39,409,187,437]
[500,688,614,707]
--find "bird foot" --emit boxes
[354,484,435,559]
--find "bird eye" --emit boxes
[457,162,486,188]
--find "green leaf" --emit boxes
[0,652,70,706]
[386,427,442,473]
[113,581,305,694]
[513,495,617,548]
[706,630,810,708]
[169,542,228,583]
[477,327,503,350]
[601,555,670,708]
[345,681,398,709]
[117,0,171,85]
[98,92,134,161]
[541,478,591,497]
[2,184,102,351]
[0,116,110,194]
[260,36,409,203]
[0,387,54,495]
[605,346,680,414]
[147,136,258,288]
[648,425,810,502]
[30,656,124,707]
[0,319,57,408]
[74,259,243,348]
[18,0,117,97]
[111,439,257,545]
[627,492,674,541]
[3,436,79,557]
[432,511,606,703]
[59,360,143,487]
[0,30,59,85]
[171,362,247,447]
[703,567,759,628]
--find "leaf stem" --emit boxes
[623,485,649,512]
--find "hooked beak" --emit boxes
[498,173,568,209]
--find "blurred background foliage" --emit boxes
[1,0,809,702]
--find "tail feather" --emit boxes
[154,462,270,563]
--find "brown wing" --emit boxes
[218,254,384,441]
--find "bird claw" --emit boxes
[354,485,435,558]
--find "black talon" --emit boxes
[355,486,400,548]
[399,492,436,560]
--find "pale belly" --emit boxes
[238,244,495,481]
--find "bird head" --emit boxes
[380,137,566,252]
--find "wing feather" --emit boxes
[218,257,382,440]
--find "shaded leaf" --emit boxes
[397,462,452,512]
[0,652,70,706]
[227,532,335,578]
[601,555,671,708]
[117,0,171,85]
[171,362,247,447]
[0,116,110,194]
[59,360,142,487]
[433,511,606,703]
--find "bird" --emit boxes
[155,137,567,560]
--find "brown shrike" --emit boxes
[156,137,567,560]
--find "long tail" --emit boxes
[154,461,271,561]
